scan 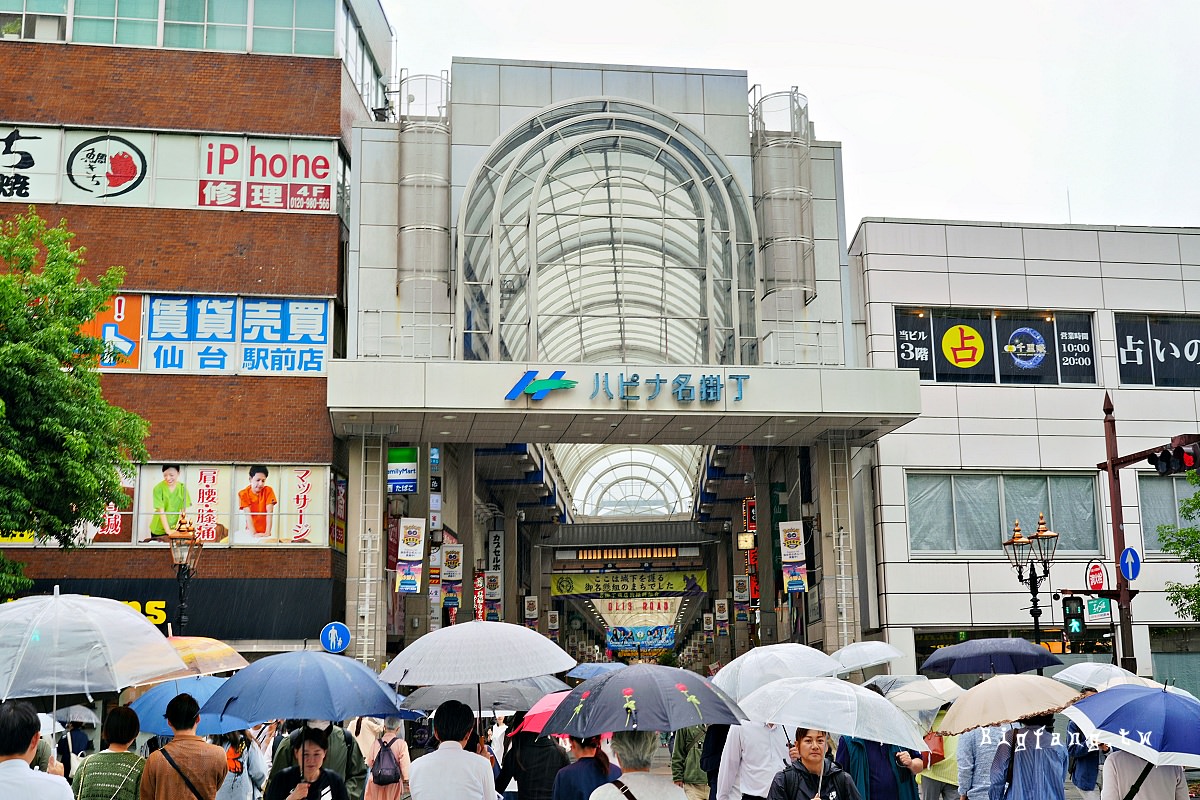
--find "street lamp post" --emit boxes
[168,525,203,634]
[1002,514,1059,673]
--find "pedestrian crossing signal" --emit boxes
[1063,596,1085,639]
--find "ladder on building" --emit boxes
[826,431,855,650]
[355,436,384,667]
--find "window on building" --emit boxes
[1137,473,1199,550]
[164,0,247,51]
[253,0,333,55]
[71,0,158,46]
[1,0,68,41]
[906,473,1099,553]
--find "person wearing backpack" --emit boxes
[214,731,268,800]
[365,717,410,800]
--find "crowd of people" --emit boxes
[1,682,1191,800]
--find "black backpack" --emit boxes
[371,738,402,786]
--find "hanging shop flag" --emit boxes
[395,517,426,593]
[441,544,463,608]
[779,519,804,563]
[782,562,808,593]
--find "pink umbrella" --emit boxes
[511,690,571,735]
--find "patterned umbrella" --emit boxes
[540,664,745,737]
[169,636,250,676]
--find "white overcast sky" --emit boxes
[378,0,1200,234]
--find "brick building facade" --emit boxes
[0,0,392,649]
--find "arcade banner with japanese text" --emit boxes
[550,571,707,599]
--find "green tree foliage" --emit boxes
[1158,470,1200,621]
[0,551,33,598]
[0,208,148,547]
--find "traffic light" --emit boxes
[1147,443,1200,476]
[1063,596,1085,639]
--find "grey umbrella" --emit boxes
[400,681,545,716]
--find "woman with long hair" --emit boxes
[550,734,621,800]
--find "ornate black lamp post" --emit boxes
[168,528,203,634]
[1002,513,1059,671]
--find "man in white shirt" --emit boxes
[715,720,791,800]
[0,700,73,800]
[1101,748,1188,800]
[409,700,496,800]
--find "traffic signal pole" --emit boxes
[1099,393,1200,673]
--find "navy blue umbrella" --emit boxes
[199,651,408,725]
[920,637,1061,675]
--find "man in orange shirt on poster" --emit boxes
[238,465,278,541]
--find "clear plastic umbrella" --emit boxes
[738,676,927,751]
[53,705,100,726]
[712,644,840,701]
[832,641,904,675]
[1050,662,1140,690]
[0,587,188,702]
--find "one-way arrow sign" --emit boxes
[1120,547,1141,582]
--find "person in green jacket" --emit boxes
[267,721,367,800]
[671,724,709,800]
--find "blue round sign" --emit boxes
[1120,547,1142,582]
[320,621,352,654]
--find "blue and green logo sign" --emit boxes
[506,370,577,401]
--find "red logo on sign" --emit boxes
[1086,563,1105,591]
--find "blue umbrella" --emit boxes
[199,651,406,725]
[567,662,627,680]
[130,676,252,736]
[920,638,1061,675]
[1061,684,1200,767]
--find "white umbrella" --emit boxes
[832,641,904,675]
[739,676,927,751]
[1051,662,1141,690]
[378,620,576,685]
[0,587,188,702]
[712,644,840,701]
